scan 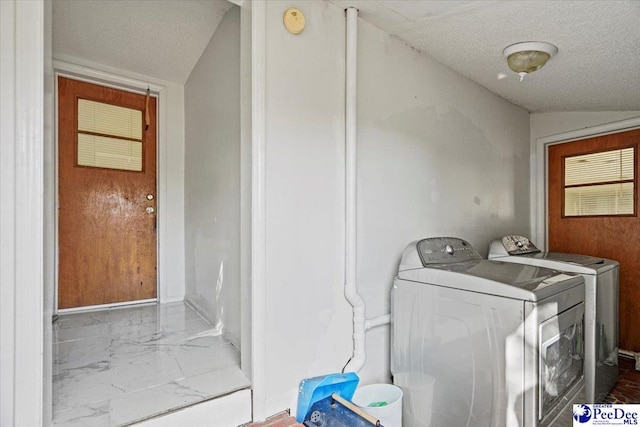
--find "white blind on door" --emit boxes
[564,147,635,216]
[565,148,633,186]
[78,99,143,140]
[77,133,142,171]
[565,183,634,216]
[76,98,143,171]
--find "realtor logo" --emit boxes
[574,404,593,423]
[573,404,640,426]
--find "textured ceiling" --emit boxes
[53,0,233,84]
[54,1,640,112]
[329,0,640,112]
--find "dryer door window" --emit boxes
[539,302,585,420]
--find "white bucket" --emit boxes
[352,383,403,427]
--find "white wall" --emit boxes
[261,0,530,416]
[263,0,351,414]
[51,55,187,304]
[160,81,187,303]
[184,5,242,346]
[355,15,531,384]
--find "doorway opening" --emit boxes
[50,1,251,425]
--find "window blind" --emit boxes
[564,147,634,216]
[76,99,143,171]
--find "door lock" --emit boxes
[146,206,155,214]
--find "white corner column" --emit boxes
[0,0,45,425]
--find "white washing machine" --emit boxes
[392,237,586,427]
[488,235,619,403]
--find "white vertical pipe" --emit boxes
[343,6,366,374]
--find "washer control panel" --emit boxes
[501,235,540,255]
[417,237,482,265]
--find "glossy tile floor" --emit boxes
[52,302,250,426]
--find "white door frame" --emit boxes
[532,117,640,250]
[52,62,165,313]
[0,0,45,425]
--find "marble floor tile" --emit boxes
[52,302,249,426]
[54,372,127,411]
[54,311,109,330]
[109,353,184,393]
[53,402,111,426]
[53,336,113,375]
[107,339,171,369]
[172,342,240,378]
[176,365,251,398]
[55,323,112,344]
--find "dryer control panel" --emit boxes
[417,237,482,265]
[502,235,541,255]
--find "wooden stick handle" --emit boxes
[331,393,381,426]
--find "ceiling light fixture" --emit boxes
[503,41,558,82]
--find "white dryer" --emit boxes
[392,237,586,427]
[488,235,619,403]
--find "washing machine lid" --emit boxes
[488,236,618,274]
[398,238,584,301]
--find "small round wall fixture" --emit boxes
[284,8,306,35]
[503,41,558,82]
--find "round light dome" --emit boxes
[503,41,558,81]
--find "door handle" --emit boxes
[146,206,155,214]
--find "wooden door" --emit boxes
[58,77,157,309]
[548,128,640,351]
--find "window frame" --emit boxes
[74,95,146,173]
[561,143,637,218]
